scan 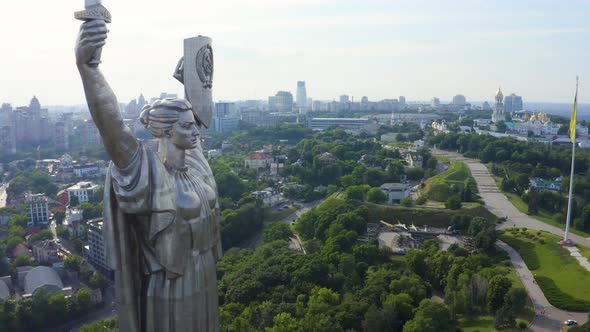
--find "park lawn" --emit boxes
[459,315,529,332]
[423,160,476,201]
[500,229,590,311]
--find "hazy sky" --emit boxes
[0,0,589,106]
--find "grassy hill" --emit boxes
[423,160,475,201]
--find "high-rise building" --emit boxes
[269,91,294,112]
[296,81,307,108]
[87,218,111,275]
[77,120,101,146]
[399,96,406,107]
[54,121,69,152]
[339,95,350,103]
[431,97,440,108]
[492,86,505,123]
[13,97,52,144]
[504,93,523,113]
[212,102,239,132]
[26,193,49,227]
[0,125,16,155]
[452,95,466,106]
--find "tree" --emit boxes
[80,317,119,332]
[263,222,292,243]
[7,214,28,228]
[400,197,413,207]
[89,272,108,291]
[445,195,461,210]
[403,299,453,332]
[69,195,80,207]
[64,255,83,272]
[53,210,65,225]
[487,275,512,311]
[75,288,93,313]
[366,188,387,204]
[12,255,35,267]
[345,186,365,201]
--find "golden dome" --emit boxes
[530,114,537,122]
[495,86,503,98]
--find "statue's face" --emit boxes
[171,111,200,150]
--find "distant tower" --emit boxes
[492,86,504,123]
[29,96,41,111]
[399,96,406,107]
[296,81,307,108]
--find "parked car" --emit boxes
[564,320,578,326]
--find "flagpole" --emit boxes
[564,132,575,242]
[564,76,579,243]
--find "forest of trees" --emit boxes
[215,198,525,331]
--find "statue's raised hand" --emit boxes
[76,20,108,66]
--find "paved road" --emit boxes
[433,149,590,247]
[433,149,589,331]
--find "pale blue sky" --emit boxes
[0,0,588,106]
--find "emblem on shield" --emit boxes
[196,45,214,89]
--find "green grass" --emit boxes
[500,229,590,311]
[266,206,298,222]
[458,315,529,332]
[577,244,590,261]
[423,160,475,201]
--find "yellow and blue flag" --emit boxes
[570,77,579,143]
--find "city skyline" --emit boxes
[0,0,589,106]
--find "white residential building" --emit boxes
[25,193,49,227]
[74,164,100,178]
[379,183,410,203]
[87,218,110,275]
[67,182,99,204]
[244,153,273,169]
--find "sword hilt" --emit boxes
[75,4,111,67]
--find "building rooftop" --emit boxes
[245,153,273,161]
[67,181,98,191]
[24,266,63,295]
[380,183,408,190]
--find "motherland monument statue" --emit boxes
[75,1,221,331]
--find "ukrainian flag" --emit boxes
[570,77,579,143]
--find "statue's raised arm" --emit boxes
[76,20,138,168]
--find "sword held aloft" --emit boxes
[74,0,111,66]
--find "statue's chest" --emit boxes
[174,168,216,221]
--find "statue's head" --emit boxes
[140,98,200,150]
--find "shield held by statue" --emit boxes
[174,36,214,128]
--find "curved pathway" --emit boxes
[433,149,589,331]
[497,241,586,331]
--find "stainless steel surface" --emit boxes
[75,14,221,332]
